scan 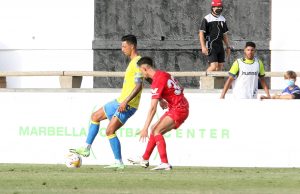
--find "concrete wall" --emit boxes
[93,0,271,88]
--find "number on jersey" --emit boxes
[167,76,182,95]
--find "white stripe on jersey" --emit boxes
[204,14,226,23]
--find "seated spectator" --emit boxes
[261,70,300,99]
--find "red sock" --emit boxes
[142,134,156,160]
[154,134,168,163]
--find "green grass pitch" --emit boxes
[1,164,300,194]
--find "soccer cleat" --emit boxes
[150,163,172,171]
[69,147,90,157]
[104,163,125,170]
[128,156,149,168]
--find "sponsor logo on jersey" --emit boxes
[241,71,258,76]
[151,88,159,96]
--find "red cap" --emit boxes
[211,0,223,7]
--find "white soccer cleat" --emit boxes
[150,163,172,171]
[128,156,149,168]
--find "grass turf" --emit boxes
[1,164,300,194]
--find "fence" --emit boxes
[0,71,295,89]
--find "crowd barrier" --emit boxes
[0,71,295,89]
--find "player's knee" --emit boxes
[150,125,160,135]
[105,128,114,136]
[152,130,160,136]
[152,127,161,136]
[91,113,98,122]
[208,63,217,71]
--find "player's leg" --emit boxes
[216,47,225,71]
[69,101,114,157]
[128,121,160,168]
[128,115,175,170]
[207,62,218,71]
[141,122,159,161]
[151,108,189,170]
[104,105,137,169]
[149,115,175,170]
[216,62,224,71]
[104,116,124,169]
[87,108,107,144]
[206,47,219,72]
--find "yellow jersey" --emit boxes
[117,55,143,108]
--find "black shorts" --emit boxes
[208,44,225,63]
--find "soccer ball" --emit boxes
[65,152,82,168]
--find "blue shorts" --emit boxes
[103,99,137,124]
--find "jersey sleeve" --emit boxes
[134,64,143,83]
[199,18,208,32]
[222,21,229,34]
[258,60,265,77]
[151,77,166,99]
[282,87,289,94]
[291,86,300,95]
[228,60,239,78]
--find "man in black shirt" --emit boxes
[199,0,231,72]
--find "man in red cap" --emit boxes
[199,0,231,72]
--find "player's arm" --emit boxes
[139,98,159,142]
[118,80,143,112]
[199,31,208,55]
[271,94,295,99]
[223,33,230,48]
[220,76,234,99]
[223,33,231,58]
[259,77,270,99]
[159,98,168,109]
[222,22,230,48]
[258,60,271,99]
[220,60,238,99]
[199,18,208,55]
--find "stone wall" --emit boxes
[93,0,271,88]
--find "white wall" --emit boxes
[0,0,94,88]
[271,0,300,89]
[1,91,299,167]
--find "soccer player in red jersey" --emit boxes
[128,57,189,170]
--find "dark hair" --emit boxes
[137,57,154,67]
[121,34,137,47]
[245,41,256,48]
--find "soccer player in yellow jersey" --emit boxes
[70,35,143,169]
[220,42,270,99]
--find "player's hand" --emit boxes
[271,94,280,99]
[260,95,271,100]
[118,101,127,112]
[201,47,209,55]
[159,99,168,110]
[138,128,149,142]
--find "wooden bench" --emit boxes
[0,71,296,89]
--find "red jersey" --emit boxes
[151,70,189,110]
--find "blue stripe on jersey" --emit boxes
[282,85,300,94]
